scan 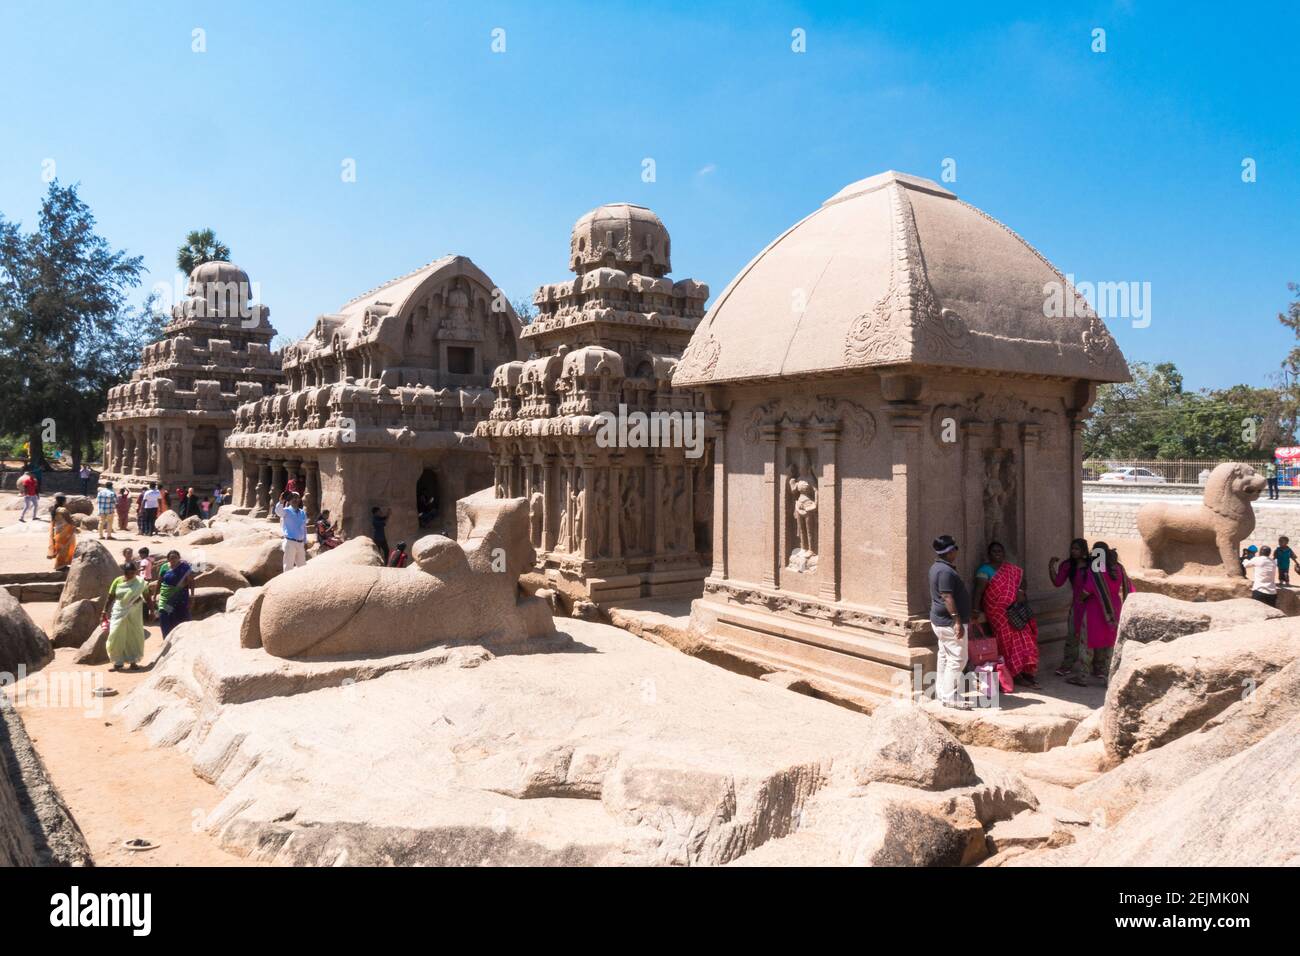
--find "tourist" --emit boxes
[1240,544,1258,575]
[273,490,291,521]
[928,534,971,710]
[1246,545,1279,606]
[973,541,1040,689]
[280,493,308,572]
[79,463,92,495]
[115,487,131,534]
[183,486,200,519]
[1049,538,1091,678]
[46,495,77,571]
[18,468,39,522]
[417,493,438,529]
[102,559,148,671]
[315,510,342,550]
[200,496,212,519]
[371,506,390,559]
[137,547,153,581]
[141,482,162,536]
[1070,541,1133,686]
[387,541,409,568]
[154,549,194,637]
[1266,459,1280,500]
[285,472,301,496]
[1276,536,1294,586]
[95,480,117,540]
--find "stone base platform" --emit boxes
[1130,569,1300,615]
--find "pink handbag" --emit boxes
[967,624,1000,666]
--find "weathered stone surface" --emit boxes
[923,698,1090,754]
[187,529,225,546]
[154,510,181,535]
[1035,715,1300,866]
[237,538,283,587]
[225,585,263,613]
[1136,462,1267,577]
[306,536,383,569]
[70,513,99,530]
[57,539,118,610]
[72,618,110,665]
[850,701,977,791]
[64,496,94,516]
[1079,658,1300,825]
[179,515,204,534]
[192,561,250,593]
[985,811,1076,854]
[1102,617,1300,761]
[51,598,100,649]
[1111,592,1283,675]
[192,587,235,620]
[0,704,92,866]
[1067,710,1101,746]
[242,496,553,659]
[0,589,52,675]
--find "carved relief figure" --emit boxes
[571,476,584,554]
[529,489,544,546]
[787,459,819,572]
[592,474,609,558]
[622,470,643,553]
[556,471,571,553]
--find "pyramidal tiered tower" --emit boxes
[99,260,282,492]
[477,203,712,610]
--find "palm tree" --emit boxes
[176,228,231,274]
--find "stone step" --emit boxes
[2,581,63,603]
[0,569,66,585]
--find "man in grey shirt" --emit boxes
[929,534,972,709]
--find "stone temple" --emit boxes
[674,171,1130,698]
[477,203,711,609]
[226,255,525,545]
[99,260,282,492]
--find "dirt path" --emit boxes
[7,593,255,866]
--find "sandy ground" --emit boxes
[1,490,254,866]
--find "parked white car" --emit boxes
[1098,467,1168,484]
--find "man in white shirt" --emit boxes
[280,493,309,572]
[1246,546,1279,607]
[141,482,162,536]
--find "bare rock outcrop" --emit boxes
[0,590,52,675]
[1111,592,1283,674]
[1101,617,1300,762]
[58,539,118,610]
[51,599,100,650]
[0,704,92,865]
[850,701,977,791]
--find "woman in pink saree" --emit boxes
[1069,540,1134,686]
[1049,538,1091,677]
[973,541,1040,688]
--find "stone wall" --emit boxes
[1084,493,1300,547]
[0,704,92,866]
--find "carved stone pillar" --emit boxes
[962,421,991,583]
[1071,417,1086,539]
[817,422,842,602]
[711,413,728,581]
[886,405,924,619]
[1021,424,1042,592]
[303,460,319,520]
[270,460,286,508]
[581,464,596,559]
[180,426,193,479]
[133,426,146,475]
[760,424,780,588]
[609,461,622,560]
[255,459,270,515]
[652,458,667,557]
[541,455,556,553]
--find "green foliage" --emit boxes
[176,228,230,275]
[0,181,160,468]
[1085,361,1290,460]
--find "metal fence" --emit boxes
[1082,459,1276,485]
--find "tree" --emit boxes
[512,296,537,325]
[1276,283,1300,439]
[0,181,155,470]
[176,228,230,275]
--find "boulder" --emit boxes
[187,529,225,546]
[154,510,181,535]
[70,513,98,531]
[63,496,94,516]
[225,586,263,613]
[1111,592,1283,674]
[192,587,235,620]
[1101,617,1300,761]
[1052,715,1300,865]
[307,536,383,569]
[50,598,101,649]
[1078,658,1300,825]
[72,620,109,665]
[192,561,250,593]
[57,539,119,609]
[0,589,51,674]
[179,515,204,534]
[1067,710,1101,746]
[237,539,283,587]
[850,701,977,791]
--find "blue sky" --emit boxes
[1,0,1296,390]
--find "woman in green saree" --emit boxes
[103,560,148,671]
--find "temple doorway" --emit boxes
[192,426,220,477]
[417,468,439,529]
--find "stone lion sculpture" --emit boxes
[1136,462,1266,577]
[240,495,554,658]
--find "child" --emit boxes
[1276,537,1294,586]
[121,547,134,568]
[201,496,212,519]
[137,547,154,581]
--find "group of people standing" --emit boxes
[929,533,1134,708]
[98,546,196,670]
[1240,536,1294,606]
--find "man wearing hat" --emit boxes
[929,534,972,709]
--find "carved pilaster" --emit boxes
[711,413,728,580]
[817,422,842,602]
[887,405,923,619]
[760,423,780,588]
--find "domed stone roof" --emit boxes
[174,259,267,325]
[674,170,1129,387]
[186,259,251,294]
[569,203,671,277]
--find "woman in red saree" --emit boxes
[973,541,1040,688]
